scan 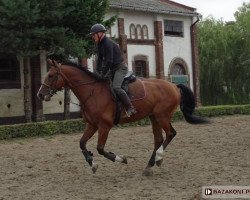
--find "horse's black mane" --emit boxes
[62,61,103,80]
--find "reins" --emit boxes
[71,80,97,88]
[57,66,97,89]
[70,89,95,107]
[44,63,98,107]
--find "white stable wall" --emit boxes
[0,57,25,117]
[162,15,194,89]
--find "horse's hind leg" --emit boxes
[163,123,176,149]
[143,115,164,176]
[155,121,177,167]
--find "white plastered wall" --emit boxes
[88,11,194,87]
[122,10,155,40]
[105,10,157,75]
[127,44,156,76]
[0,57,24,117]
[161,15,194,89]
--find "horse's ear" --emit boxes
[47,59,53,66]
[52,59,60,68]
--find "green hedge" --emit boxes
[194,104,250,116]
[0,119,85,140]
[0,104,249,140]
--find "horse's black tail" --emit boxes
[177,84,209,124]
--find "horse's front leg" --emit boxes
[80,123,98,173]
[96,124,127,165]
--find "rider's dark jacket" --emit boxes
[96,36,124,76]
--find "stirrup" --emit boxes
[125,107,137,117]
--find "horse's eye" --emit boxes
[48,74,53,79]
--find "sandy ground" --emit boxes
[0,115,249,200]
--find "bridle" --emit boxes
[41,63,97,106]
[41,65,63,97]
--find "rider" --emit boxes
[89,23,137,117]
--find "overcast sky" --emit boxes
[175,0,248,21]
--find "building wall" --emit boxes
[162,15,194,89]
[107,10,194,88]
[0,57,25,117]
[122,11,155,40]
[106,11,119,38]
[127,44,156,77]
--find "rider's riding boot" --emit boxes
[116,90,137,117]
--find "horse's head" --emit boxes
[37,59,66,101]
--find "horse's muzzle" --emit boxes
[37,92,44,101]
[37,92,51,101]
[44,95,52,101]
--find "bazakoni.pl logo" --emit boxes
[205,188,212,196]
[202,186,250,199]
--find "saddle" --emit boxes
[121,71,136,92]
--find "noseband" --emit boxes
[42,82,59,96]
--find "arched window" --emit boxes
[169,58,189,85]
[171,64,186,75]
[130,24,136,39]
[135,60,146,77]
[142,25,148,39]
[132,55,149,78]
[136,24,142,39]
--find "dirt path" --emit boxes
[0,115,249,200]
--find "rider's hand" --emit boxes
[103,70,111,79]
[94,70,102,78]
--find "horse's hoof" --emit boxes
[115,155,128,164]
[142,168,153,176]
[121,156,128,164]
[92,163,98,173]
[156,159,163,167]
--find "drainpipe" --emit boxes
[191,15,200,27]
[190,15,201,106]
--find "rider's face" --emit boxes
[92,32,103,43]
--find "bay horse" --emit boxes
[37,59,208,175]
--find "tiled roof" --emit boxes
[109,0,199,17]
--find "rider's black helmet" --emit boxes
[89,24,106,35]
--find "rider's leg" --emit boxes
[113,64,137,117]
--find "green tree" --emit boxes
[198,18,227,105]
[0,0,40,56]
[0,0,115,58]
[61,0,116,58]
[198,2,250,105]
[234,2,250,103]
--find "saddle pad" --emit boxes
[128,78,146,101]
